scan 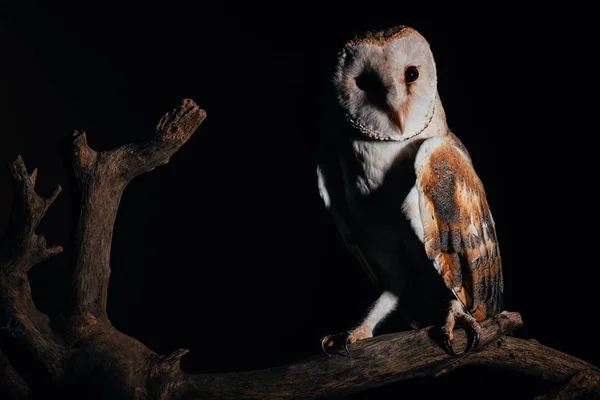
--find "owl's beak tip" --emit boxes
[390,109,405,134]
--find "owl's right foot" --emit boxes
[441,299,481,356]
[320,325,373,358]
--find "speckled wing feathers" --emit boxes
[415,136,503,321]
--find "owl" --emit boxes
[317,25,503,356]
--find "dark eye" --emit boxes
[355,72,380,93]
[404,66,419,83]
[354,70,388,105]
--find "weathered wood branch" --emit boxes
[1,98,598,399]
[535,370,600,400]
[446,336,600,388]
[0,156,68,388]
[0,159,63,275]
[68,98,206,338]
[0,99,206,399]
[178,312,600,399]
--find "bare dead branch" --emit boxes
[0,157,68,388]
[68,99,206,338]
[179,311,521,399]
[175,312,600,399]
[534,370,600,400]
[446,336,600,386]
[0,157,63,274]
[148,348,190,398]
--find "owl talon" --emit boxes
[441,327,480,355]
[442,334,456,356]
[471,330,480,351]
[462,316,481,353]
[320,332,352,358]
[441,300,482,355]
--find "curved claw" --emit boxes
[440,300,482,356]
[320,332,352,358]
[463,324,481,353]
[445,327,481,355]
[343,340,351,358]
[443,334,456,356]
[472,330,480,350]
[320,336,332,356]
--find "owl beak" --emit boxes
[389,107,405,134]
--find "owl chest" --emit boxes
[340,139,424,247]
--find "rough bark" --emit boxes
[68,98,205,339]
[1,99,205,399]
[180,313,600,399]
[0,154,68,390]
[0,98,598,399]
[535,371,600,400]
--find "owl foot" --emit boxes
[320,326,373,358]
[441,300,481,356]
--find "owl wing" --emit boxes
[414,135,503,320]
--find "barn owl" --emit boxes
[317,25,503,356]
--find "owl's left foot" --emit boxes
[320,325,373,358]
[441,300,481,356]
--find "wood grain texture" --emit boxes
[68,98,206,339]
[535,371,600,400]
[0,155,68,387]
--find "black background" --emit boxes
[1,3,598,399]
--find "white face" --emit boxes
[334,31,438,141]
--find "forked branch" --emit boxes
[0,156,67,384]
[68,99,206,338]
[0,157,63,274]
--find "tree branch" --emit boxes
[175,312,599,399]
[443,337,600,386]
[0,157,63,274]
[178,311,520,399]
[534,370,600,400]
[68,99,206,338]
[0,157,67,386]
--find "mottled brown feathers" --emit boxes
[345,25,428,48]
[416,135,503,321]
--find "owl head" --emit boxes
[333,25,438,141]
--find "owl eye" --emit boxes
[354,71,387,105]
[404,66,419,83]
[355,72,379,93]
